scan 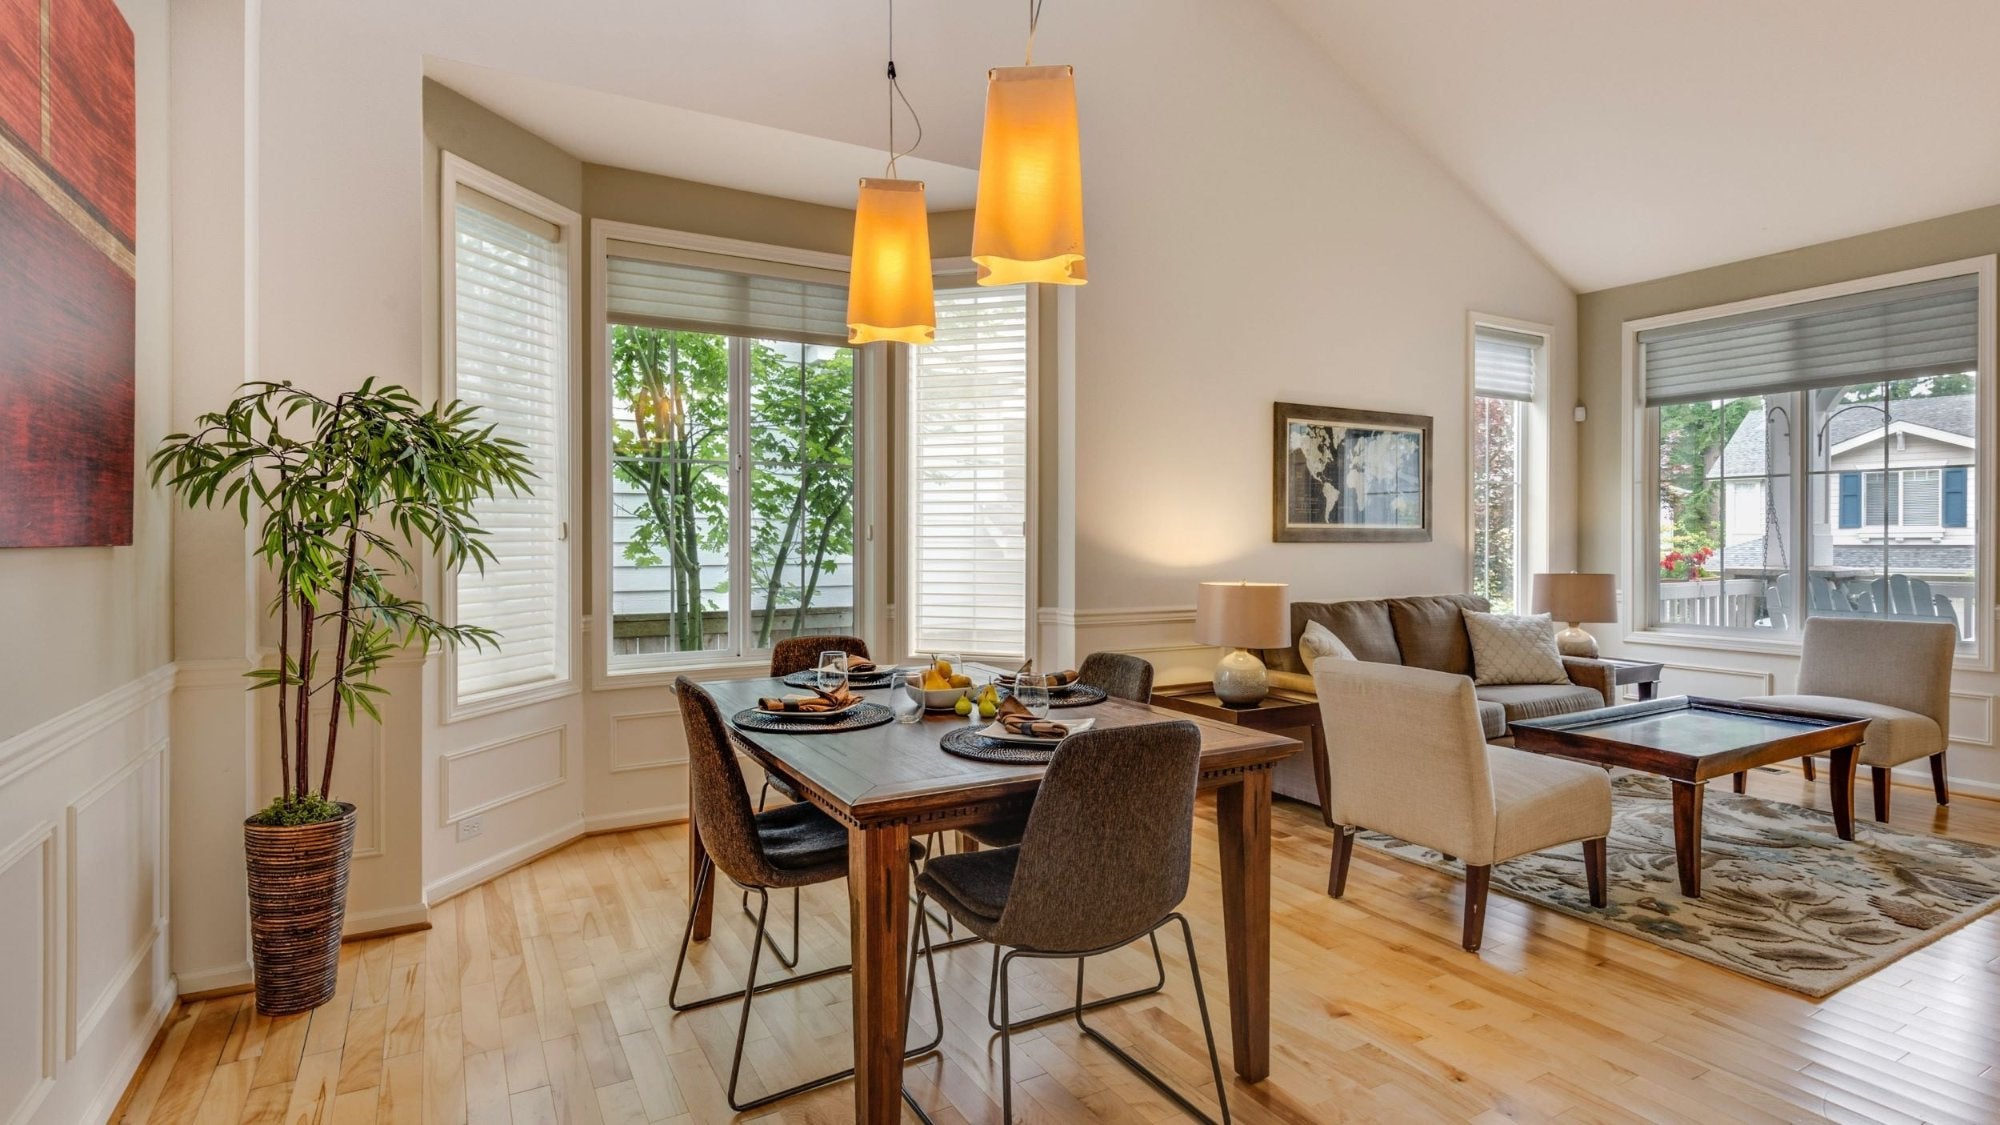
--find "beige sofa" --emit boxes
[1262,594,1616,806]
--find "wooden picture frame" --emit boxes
[1273,403,1432,543]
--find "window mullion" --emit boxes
[728,336,752,658]
[1788,390,1808,638]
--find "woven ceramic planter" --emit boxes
[244,803,356,1015]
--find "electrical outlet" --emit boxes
[457,816,484,843]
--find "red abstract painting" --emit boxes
[0,0,135,548]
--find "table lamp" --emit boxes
[1194,581,1291,706]
[1531,572,1618,658]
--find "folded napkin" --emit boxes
[758,685,861,713]
[996,696,1069,739]
[844,658,878,675]
[1013,661,1079,688]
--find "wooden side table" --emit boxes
[1598,658,1666,701]
[1154,683,1331,826]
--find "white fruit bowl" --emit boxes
[923,686,968,710]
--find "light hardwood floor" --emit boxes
[116,768,2000,1124]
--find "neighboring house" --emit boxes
[1711,392,1976,575]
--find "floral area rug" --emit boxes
[1356,773,2000,996]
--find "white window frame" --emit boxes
[1619,255,1997,669]
[1466,313,1552,608]
[439,153,582,721]
[894,262,1040,664]
[588,220,885,687]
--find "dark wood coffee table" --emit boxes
[1510,697,1869,897]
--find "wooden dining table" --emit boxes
[687,673,1301,1123]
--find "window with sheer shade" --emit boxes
[451,192,571,701]
[908,284,1031,658]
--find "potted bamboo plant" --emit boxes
[152,379,531,1015]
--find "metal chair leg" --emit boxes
[1071,914,1232,1124]
[736,783,802,969]
[983,931,1167,1032]
[668,859,847,1013]
[677,862,945,1112]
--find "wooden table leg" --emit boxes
[1214,768,1272,1082]
[1671,780,1705,897]
[1308,722,1333,828]
[849,820,911,1123]
[1827,744,1858,842]
[687,801,714,942]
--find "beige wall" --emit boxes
[1576,203,2000,794]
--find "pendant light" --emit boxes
[971,0,1086,286]
[846,0,935,345]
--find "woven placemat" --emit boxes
[731,702,895,734]
[780,669,897,690]
[999,683,1107,709]
[939,726,1057,764]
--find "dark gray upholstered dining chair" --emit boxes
[666,677,940,1112]
[736,634,874,968]
[957,650,1169,1029]
[910,720,1231,1124]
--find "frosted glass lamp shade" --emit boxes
[1193,582,1291,649]
[847,178,935,345]
[970,65,1087,287]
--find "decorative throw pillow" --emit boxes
[1464,611,1569,686]
[1298,619,1356,668]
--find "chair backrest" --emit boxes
[992,721,1202,953]
[675,677,779,888]
[1077,651,1154,703]
[1311,659,1496,853]
[1798,616,1955,735]
[769,634,871,678]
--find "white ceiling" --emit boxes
[424,57,980,210]
[1269,0,2000,291]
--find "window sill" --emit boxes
[443,678,581,724]
[1622,626,1991,673]
[594,658,775,692]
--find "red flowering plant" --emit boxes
[1660,545,1716,581]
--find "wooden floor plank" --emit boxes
[114,772,2000,1123]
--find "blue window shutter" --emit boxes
[1944,466,1968,528]
[1838,473,1862,528]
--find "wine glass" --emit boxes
[896,670,925,723]
[817,650,849,694]
[1015,673,1051,719]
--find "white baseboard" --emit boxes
[344,902,430,935]
[424,818,584,904]
[175,962,252,996]
[583,804,686,834]
[78,979,178,1125]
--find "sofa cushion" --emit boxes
[1268,600,1400,672]
[1297,619,1355,669]
[1477,700,1508,741]
[1464,611,1569,686]
[1476,683,1607,725]
[1756,694,1944,768]
[1388,595,1486,675]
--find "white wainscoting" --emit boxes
[0,666,176,1125]
[438,725,568,826]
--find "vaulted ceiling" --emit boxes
[424,1,2000,294]
[1269,0,2000,290]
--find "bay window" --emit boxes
[602,245,861,668]
[1638,267,1987,650]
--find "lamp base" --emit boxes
[1555,624,1599,659]
[1213,648,1270,706]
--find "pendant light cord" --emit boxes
[884,0,923,178]
[1025,0,1044,64]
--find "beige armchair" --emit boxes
[1756,616,1955,820]
[1314,659,1612,951]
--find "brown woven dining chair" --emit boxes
[910,720,1231,1125]
[958,650,1170,1029]
[666,677,941,1112]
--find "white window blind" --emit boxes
[605,242,848,345]
[909,284,1030,658]
[1474,326,1540,402]
[1641,275,1978,406]
[453,192,569,701]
